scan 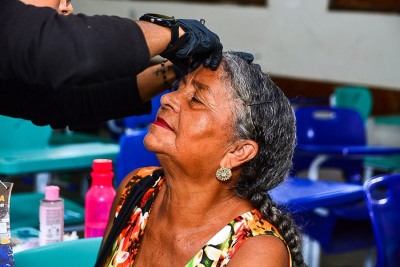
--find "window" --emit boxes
[329,0,400,13]
[138,0,266,6]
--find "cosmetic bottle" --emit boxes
[85,159,116,238]
[39,185,64,246]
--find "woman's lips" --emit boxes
[153,117,174,131]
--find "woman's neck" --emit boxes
[153,168,253,229]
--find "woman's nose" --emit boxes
[58,0,73,15]
[160,91,181,113]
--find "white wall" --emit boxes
[74,0,400,90]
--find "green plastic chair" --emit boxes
[332,85,372,122]
[364,115,400,173]
[10,192,85,231]
[13,237,102,267]
[0,116,119,175]
[332,87,400,176]
[0,116,119,230]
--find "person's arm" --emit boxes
[0,77,148,129]
[0,0,180,88]
[135,21,185,59]
[227,235,290,267]
[1,0,221,88]
[137,60,175,102]
[0,61,176,129]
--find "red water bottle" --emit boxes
[84,159,116,238]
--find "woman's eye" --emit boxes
[191,96,201,103]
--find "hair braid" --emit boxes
[251,192,306,267]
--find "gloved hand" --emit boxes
[229,51,261,70]
[230,51,254,64]
[161,19,223,73]
[170,64,184,91]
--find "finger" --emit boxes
[208,48,223,71]
[230,51,254,63]
[189,60,201,72]
[202,57,211,68]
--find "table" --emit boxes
[270,177,364,213]
[295,144,400,180]
[270,177,365,267]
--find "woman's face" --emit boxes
[145,66,237,170]
[21,0,73,15]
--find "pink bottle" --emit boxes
[84,159,116,238]
[39,185,64,246]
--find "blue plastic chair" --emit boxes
[107,92,164,140]
[292,106,375,263]
[364,174,400,267]
[13,237,102,267]
[123,93,163,130]
[115,129,159,186]
[293,106,367,184]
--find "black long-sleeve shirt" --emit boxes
[0,0,152,129]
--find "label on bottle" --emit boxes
[0,182,14,267]
[39,206,64,246]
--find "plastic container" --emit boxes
[84,159,116,238]
[39,185,64,246]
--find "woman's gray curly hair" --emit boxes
[219,52,305,267]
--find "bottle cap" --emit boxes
[92,159,113,173]
[45,185,60,201]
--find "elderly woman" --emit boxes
[96,52,305,267]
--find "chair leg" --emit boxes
[363,248,375,267]
[302,234,321,267]
[308,155,329,181]
[363,166,374,182]
[34,172,50,193]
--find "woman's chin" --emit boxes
[143,133,163,153]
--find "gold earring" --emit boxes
[216,167,232,182]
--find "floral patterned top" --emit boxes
[104,167,291,267]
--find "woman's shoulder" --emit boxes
[116,166,163,198]
[230,209,291,266]
[228,232,290,267]
[120,166,162,187]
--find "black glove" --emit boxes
[170,64,184,91]
[170,51,256,91]
[161,19,223,73]
[229,51,261,70]
[230,51,254,64]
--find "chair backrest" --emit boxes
[13,237,102,267]
[332,86,372,122]
[123,92,164,130]
[0,116,52,150]
[295,106,366,146]
[293,106,367,183]
[364,174,400,267]
[115,129,159,186]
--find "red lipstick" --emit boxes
[153,117,174,131]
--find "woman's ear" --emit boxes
[221,140,258,169]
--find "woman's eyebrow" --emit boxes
[191,79,210,91]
